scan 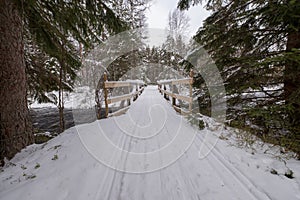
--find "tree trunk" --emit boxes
[285,31,300,101]
[0,0,34,165]
[285,30,300,129]
[58,63,65,133]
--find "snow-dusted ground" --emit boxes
[29,86,95,109]
[29,86,120,109]
[1,86,300,200]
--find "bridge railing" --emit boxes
[103,73,144,118]
[157,70,194,115]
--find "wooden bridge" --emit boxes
[0,72,284,200]
[73,77,272,200]
[100,70,194,118]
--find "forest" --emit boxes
[0,1,300,199]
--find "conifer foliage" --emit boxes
[0,0,127,164]
[178,0,300,156]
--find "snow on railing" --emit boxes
[157,78,192,85]
[103,73,145,118]
[157,69,194,115]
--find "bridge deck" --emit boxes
[76,85,269,200]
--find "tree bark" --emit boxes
[285,1,300,101]
[285,31,300,101]
[0,0,34,165]
[285,29,300,130]
[58,64,65,133]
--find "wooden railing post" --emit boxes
[95,79,102,119]
[158,84,161,94]
[101,79,144,118]
[103,72,109,118]
[140,84,143,95]
[172,84,176,106]
[164,85,167,99]
[127,85,131,106]
[189,69,194,112]
[133,83,138,101]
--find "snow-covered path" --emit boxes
[1,86,300,200]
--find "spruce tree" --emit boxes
[178,0,300,155]
[0,0,127,164]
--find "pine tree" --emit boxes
[0,0,127,165]
[163,9,190,56]
[0,0,34,166]
[78,0,151,119]
[178,0,300,155]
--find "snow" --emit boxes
[1,86,300,200]
[29,86,95,109]
[157,78,191,85]
[30,82,145,110]
[125,79,145,85]
[28,88,115,109]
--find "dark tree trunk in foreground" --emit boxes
[285,30,300,127]
[0,0,34,165]
[285,32,300,102]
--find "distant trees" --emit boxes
[163,9,190,56]
[75,0,151,119]
[178,0,300,155]
[106,0,150,81]
[152,9,191,79]
[79,0,150,85]
[0,0,127,164]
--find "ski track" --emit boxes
[1,85,299,200]
[94,86,272,200]
[195,134,272,200]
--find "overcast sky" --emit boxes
[145,0,210,37]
